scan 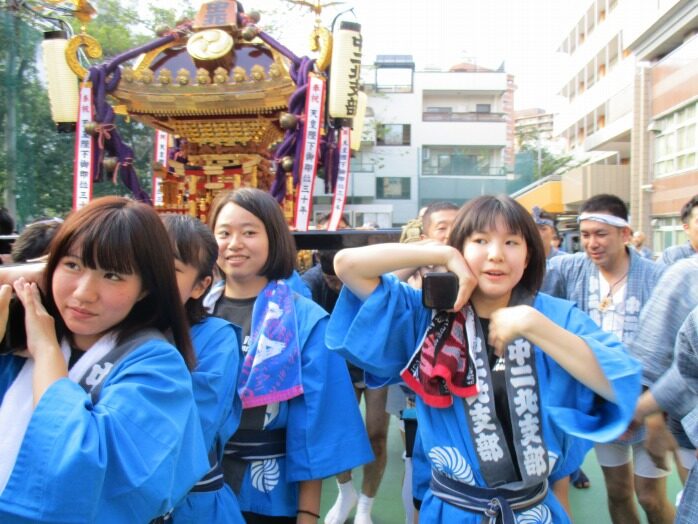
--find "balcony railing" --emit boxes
[375,84,414,93]
[422,112,506,123]
[421,166,509,177]
[350,163,375,173]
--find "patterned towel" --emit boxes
[205,280,304,409]
[401,307,478,407]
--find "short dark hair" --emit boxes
[317,212,349,228]
[448,195,546,294]
[0,208,15,255]
[422,201,459,232]
[162,214,218,325]
[580,194,628,221]
[11,218,62,263]
[680,195,698,223]
[318,250,339,276]
[44,196,195,368]
[208,188,296,280]
[0,208,14,235]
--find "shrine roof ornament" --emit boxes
[6,0,364,229]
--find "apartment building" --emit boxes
[626,0,698,251]
[515,108,556,148]
[553,0,634,212]
[313,55,516,226]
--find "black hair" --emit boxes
[581,194,628,221]
[680,195,698,223]
[0,207,15,255]
[208,188,296,281]
[318,250,339,276]
[161,214,218,325]
[317,212,350,228]
[448,195,546,294]
[11,218,62,263]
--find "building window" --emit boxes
[377,124,411,145]
[653,101,698,178]
[425,107,452,113]
[476,104,491,113]
[652,216,686,254]
[376,177,410,199]
[422,145,503,177]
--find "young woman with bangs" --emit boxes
[162,214,244,524]
[205,188,372,523]
[0,197,209,523]
[327,194,642,523]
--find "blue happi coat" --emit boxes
[0,338,209,523]
[542,249,664,345]
[658,242,697,267]
[173,317,244,524]
[673,307,698,523]
[225,292,374,517]
[327,274,641,523]
[629,257,698,426]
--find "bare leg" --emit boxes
[674,449,689,485]
[361,386,390,497]
[552,477,572,519]
[635,475,675,524]
[355,387,390,524]
[600,463,640,524]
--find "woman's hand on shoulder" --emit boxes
[488,305,539,356]
[13,277,60,358]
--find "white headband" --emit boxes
[578,212,629,228]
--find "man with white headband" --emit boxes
[543,193,670,524]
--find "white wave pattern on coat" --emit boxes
[251,459,280,493]
[429,446,475,485]
[517,504,552,524]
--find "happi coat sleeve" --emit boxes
[173,317,244,524]
[534,293,642,443]
[0,339,209,524]
[285,295,373,480]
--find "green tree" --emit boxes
[0,0,196,225]
[516,128,578,180]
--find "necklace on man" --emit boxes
[599,271,629,312]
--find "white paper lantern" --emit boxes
[328,21,362,119]
[42,31,79,127]
[350,91,367,151]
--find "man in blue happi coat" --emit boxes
[543,194,670,523]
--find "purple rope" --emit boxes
[324,128,338,193]
[270,56,316,202]
[256,31,300,66]
[82,25,192,204]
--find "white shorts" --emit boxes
[676,447,697,471]
[594,441,670,479]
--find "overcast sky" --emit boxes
[232,0,581,111]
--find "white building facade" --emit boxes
[313,56,515,226]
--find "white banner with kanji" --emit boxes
[73,82,94,210]
[294,74,326,231]
[328,127,351,231]
[153,130,169,206]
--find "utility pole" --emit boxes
[3,13,19,220]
